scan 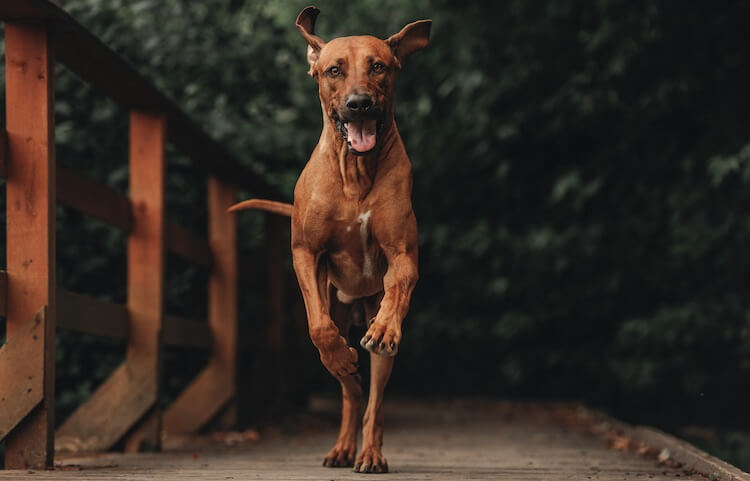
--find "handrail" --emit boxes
[0,1,286,200]
[0,0,292,469]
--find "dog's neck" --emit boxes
[321,113,398,200]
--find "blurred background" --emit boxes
[1,0,749,469]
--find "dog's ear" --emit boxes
[386,19,431,69]
[296,6,326,76]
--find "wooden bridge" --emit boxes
[0,2,748,480]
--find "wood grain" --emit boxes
[4,21,57,470]
[4,401,732,480]
[0,307,46,441]
[121,110,167,452]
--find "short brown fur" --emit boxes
[229,6,430,473]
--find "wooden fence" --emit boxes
[0,1,289,469]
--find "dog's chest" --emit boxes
[324,204,384,289]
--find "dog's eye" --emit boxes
[326,66,341,77]
[371,62,386,73]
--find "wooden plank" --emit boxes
[166,220,212,267]
[55,361,157,453]
[55,288,209,348]
[161,362,234,435]
[4,21,57,470]
[163,314,211,349]
[56,289,129,339]
[56,165,132,231]
[10,401,736,480]
[0,307,46,442]
[162,177,237,434]
[121,110,167,452]
[55,111,167,454]
[125,109,166,366]
[0,1,288,199]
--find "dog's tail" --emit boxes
[227,199,293,217]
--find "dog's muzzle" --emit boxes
[333,112,384,156]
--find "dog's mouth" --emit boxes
[333,112,384,156]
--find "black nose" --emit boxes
[346,94,373,113]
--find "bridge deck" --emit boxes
[0,400,725,480]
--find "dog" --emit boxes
[229,6,430,473]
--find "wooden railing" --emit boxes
[0,1,289,469]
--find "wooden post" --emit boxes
[55,111,166,453]
[121,111,167,451]
[1,22,57,469]
[162,177,237,434]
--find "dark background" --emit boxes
[1,0,749,469]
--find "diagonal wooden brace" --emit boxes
[0,306,47,441]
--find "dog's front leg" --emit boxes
[360,213,419,357]
[292,247,359,377]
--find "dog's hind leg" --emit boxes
[355,293,392,474]
[323,293,363,468]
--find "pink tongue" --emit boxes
[346,119,377,152]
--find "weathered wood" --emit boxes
[121,110,167,452]
[162,178,237,434]
[4,21,57,470]
[56,289,129,339]
[0,1,287,199]
[56,165,132,231]
[161,362,234,435]
[55,111,167,454]
[7,401,737,480]
[54,362,157,453]
[166,220,212,267]
[0,307,46,441]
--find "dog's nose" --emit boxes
[346,94,373,113]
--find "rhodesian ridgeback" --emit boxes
[229,6,430,473]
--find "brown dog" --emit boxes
[229,6,430,473]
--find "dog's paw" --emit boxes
[360,320,400,356]
[318,335,359,377]
[354,446,388,473]
[323,443,356,468]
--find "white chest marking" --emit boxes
[358,210,373,278]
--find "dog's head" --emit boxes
[296,6,431,156]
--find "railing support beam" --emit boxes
[55,111,166,453]
[1,21,57,470]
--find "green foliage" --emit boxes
[2,0,750,444]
